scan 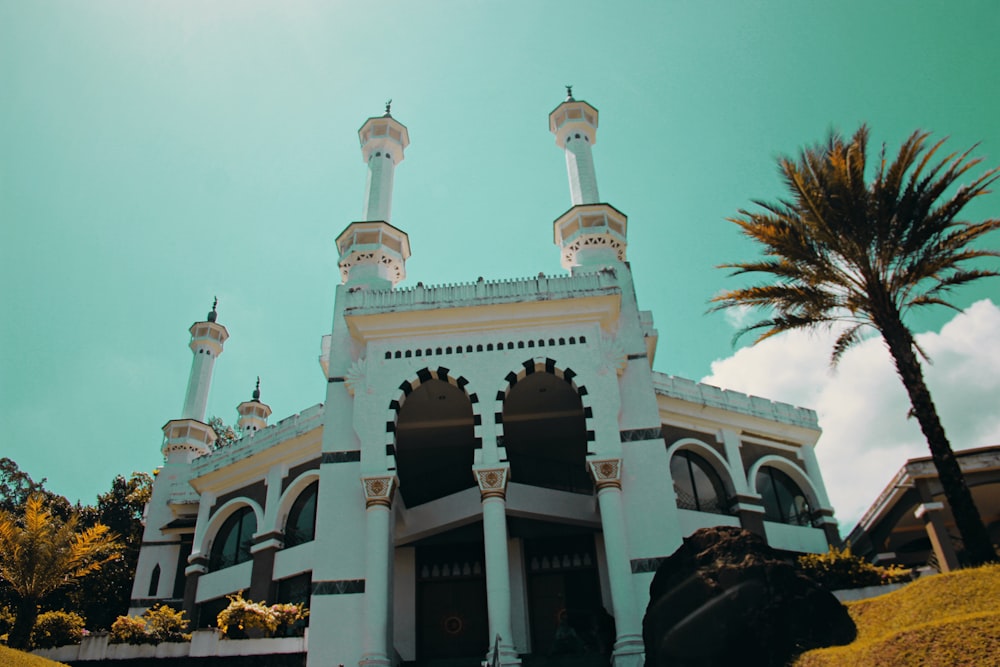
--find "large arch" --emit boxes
[496,358,594,494]
[388,367,480,507]
[748,455,822,526]
[199,498,263,572]
[666,438,737,515]
[271,471,321,538]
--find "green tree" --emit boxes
[208,416,239,449]
[0,494,121,648]
[64,473,153,629]
[0,458,72,520]
[712,126,999,566]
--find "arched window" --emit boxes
[756,467,813,526]
[670,450,730,515]
[285,481,319,547]
[209,506,256,571]
[148,564,161,597]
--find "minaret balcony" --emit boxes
[161,418,217,459]
[553,203,628,270]
[188,321,229,355]
[358,116,410,164]
[549,99,599,147]
[336,220,411,287]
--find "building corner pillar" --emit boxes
[587,458,644,667]
[359,474,398,667]
[474,464,520,667]
[915,502,960,572]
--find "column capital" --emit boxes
[587,457,622,491]
[473,464,510,501]
[361,474,398,509]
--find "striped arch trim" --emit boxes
[493,357,595,443]
[384,366,482,449]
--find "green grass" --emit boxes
[0,645,68,666]
[795,564,1000,666]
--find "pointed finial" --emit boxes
[565,85,574,101]
[384,99,392,117]
[252,376,261,401]
[207,297,218,322]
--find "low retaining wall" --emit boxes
[32,629,307,665]
[833,582,907,602]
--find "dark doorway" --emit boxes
[524,535,611,666]
[415,539,489,666]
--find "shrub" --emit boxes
[799,544,912,590]
[216,592,278,638]
[109,605,190,644]
[0,604,15,640]
[110,615,149,645]
[144,605,190,643]
[30,610,85,649]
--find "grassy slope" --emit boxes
[795,564,1000,666]
[0,645,68,667]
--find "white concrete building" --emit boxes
[130,92,840,667]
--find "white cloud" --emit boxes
[702,299,1000,533]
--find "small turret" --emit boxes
[237,377,272,436]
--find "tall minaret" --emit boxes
[336,101,412,290]
[237,377,272,436]
[162,300,228,462]
[549,87,628,273]
[180,298,229,422]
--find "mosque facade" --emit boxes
[129,92,840,667]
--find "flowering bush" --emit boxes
[109,605,190,644]
[269,602,309,636]
[798,544,912,590]
[110,615,149,645]
[215,592,309,638]
[30,610,86,648]
[216,592,278,638]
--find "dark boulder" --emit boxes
[642,526,855,667]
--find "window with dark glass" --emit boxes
[670,450,730,514]
[209,506,256,571]
[756,467,813,526]
[284,481,318,547]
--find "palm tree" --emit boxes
[712,126,999,566]
[0,494,121,648]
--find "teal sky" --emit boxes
[2,2,999,526]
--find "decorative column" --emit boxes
[474,465,520,667]
[587,457,644,667]
[360,474,398,667]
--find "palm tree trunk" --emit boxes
[877,309,997,566]
[9,597,38,650]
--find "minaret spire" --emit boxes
[161,300,230,463]
[180,299,229,422]
[549,89,628,273]
[335,103,412,290]
[359,102,409,223]
[550,88,600,205]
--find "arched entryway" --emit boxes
[395,376,477,507]
[501,367,590,494]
